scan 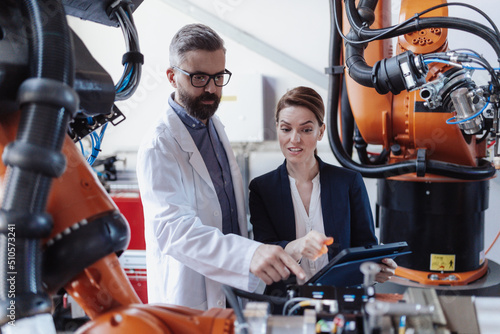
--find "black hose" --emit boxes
[353,127,370,165]
[372,149,389,165]
[340,77,354,157]
[344,0,500,59]
[227,286,288,306]
[222,285,249,334]
[344,30,372,87]
[0,0,76,324]
[342,0,500,92]
[326,0,344,163]
[327,0,496,180]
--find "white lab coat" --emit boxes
[136,106,261,310]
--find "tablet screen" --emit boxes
[305,241,410,287]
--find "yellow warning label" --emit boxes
[221,95,237,102]
[430,254,456,271]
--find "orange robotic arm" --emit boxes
[330,0,499,286]
[0,0,236,333]
[331,0,498,179]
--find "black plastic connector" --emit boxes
[416,149,427,177]
[17,77,79,117]
[372,51,428,95]
[0,210,52,239]
[3,142,66,178]
[122,51,144,65]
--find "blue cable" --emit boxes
[423,58,500,71]
[78,118,109,166]
[79,140,85,156]
[446,101,490,125]
[116,64,133,93]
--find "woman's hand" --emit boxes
[375,258,398,283]
[285,230,334,262]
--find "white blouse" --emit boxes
[288,173,329,284]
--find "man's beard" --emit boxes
[178,89,221,121]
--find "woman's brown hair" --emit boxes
[275,86,325,126]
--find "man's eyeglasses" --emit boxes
[172,66,232,88]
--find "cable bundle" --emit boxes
[77,0,143,164]
[111,0,143,100]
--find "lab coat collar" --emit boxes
[162,105,247,237]
[163,108,215,194]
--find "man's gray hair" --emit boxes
[169,23,226,67]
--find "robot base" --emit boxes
[374,260,500,297]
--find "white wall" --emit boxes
[68,0,500,264]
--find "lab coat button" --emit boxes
[214,211,219,216]
[217,300,223,306]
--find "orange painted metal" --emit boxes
[390,89,480,166]
[0,111,236,331]
[398,0,448,54]
[344,0,485,168]
[0,111,141,314]
[44,137,120,241]
[395,259,489,286]
[387,1,487,284]
[75,305,235,334]
[343,0,393,147]
[343,0,490,286]
[64,254,142,319]
[0,111,122,242]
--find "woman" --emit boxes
[249,86,396,294]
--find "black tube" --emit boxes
[344,30,373,87]
[353,127,370,165]
[357,0,378,26]
[326,0,344,164]
[227,286,288,306]
[344,0,366,32]
[372,149,389,165]
[222,285,248,334]
[329,103,495,179]
[0,0,76,325]
[340,77,354,157]
[344,0,500,59]
[327,0,497,180]
[426,159,495,180]
[328,0,416,178]
[343,0,500,92]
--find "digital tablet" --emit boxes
[305,241,410,287]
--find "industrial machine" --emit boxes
[0,0,498,333]
[0,0,237,333]
[327,0,500,291]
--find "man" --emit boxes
[136,23,306,310]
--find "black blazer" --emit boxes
[249,157,378,260]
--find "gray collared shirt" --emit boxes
[169,94,240,235]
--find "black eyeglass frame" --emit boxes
[172,66,232,88]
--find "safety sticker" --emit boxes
[479,250,485,265]
[430,254,456,271]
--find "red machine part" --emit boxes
[112,192,148,303]
[112,193,146,250]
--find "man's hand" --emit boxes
[250,244,306,285]
[375,258,398,283]
[285,230,334,262]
